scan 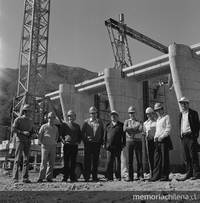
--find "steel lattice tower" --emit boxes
[12,0,50,124]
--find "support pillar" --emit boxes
[59,84,93,124]
[104,67,143,176]
[169,43,200,111]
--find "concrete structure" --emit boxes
[46,43,200,172]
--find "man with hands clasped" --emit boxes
[60,110,82,182]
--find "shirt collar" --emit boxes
[182,109,189,114]
[147,118,155,122]
[129,118,137,121]
[112,121,117,126]
[90,118,98,122]
[48,122,54,127]
[158,113,166,120]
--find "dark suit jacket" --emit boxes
[103,121,126,151]
[179,108,200,138]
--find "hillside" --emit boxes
[0,63,98,125]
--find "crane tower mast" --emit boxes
[12,0,51,126]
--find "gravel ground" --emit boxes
[0,169,200,203]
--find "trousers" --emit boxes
[106,148,121,180]
[13,141,31,180]
[84,142,101,180]
[38,145,56,180]
[63,144,78,180]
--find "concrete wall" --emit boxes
[56,43,200,173]
[59,84,94,126]
[165,84,182,172]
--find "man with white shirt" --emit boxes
[82,106,104,182]
[178,97,200,181]
[151,103,171,182]
[37,112,59,183]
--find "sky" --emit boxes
[1,0,200,74]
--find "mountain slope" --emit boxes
[0,63,98,124]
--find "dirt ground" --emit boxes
[0,169,200,203]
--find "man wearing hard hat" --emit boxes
[60,110,81,182]
[150,103,172,182]
[177,97,200,181]
[123,106,143,181]
[142,107,156,179]
[12,104,37,183]
[82,106,104,182]
[37,112,59,183]
[104,110,126,181]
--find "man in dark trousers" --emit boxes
[82,106,104,182]
[123,106,143,181]
[60,110,81,182]
[177,96,200,181]
[103,110,126,181]
[142,107,156,179]
[151,103,171,182]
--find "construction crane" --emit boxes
[11,0,51,130]
[105,13,168,69]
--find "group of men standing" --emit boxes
[11,96,200,183]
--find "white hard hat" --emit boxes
[110,110,119,116]
[154,103,163,111]
[89,106,97,113]
[67,110,75,116]
[128,106,136,113]
[47,112,55,118]
[179,96,189,103]
[145,107,153,114]
[22,104,32,111]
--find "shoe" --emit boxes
[159,178,169,182]
[71,179,78,182]
[62,179,68,182]
[125,178,133,182]
[116,178,121,181]
[23,179,31,183]
[177,175,191,181]
[13,179,19,183]
[84,179,89,182]
[106,178,113,182]
[92,178,100,182]
[148,178,159,182]
[47,179,53,182]
[190,176,200,180]
[37,179,43,183]
[139,177,145,181]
